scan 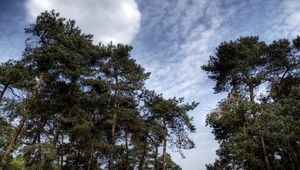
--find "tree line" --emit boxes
[203,36,300,169]
[0,11,198,170]
[1,10,299,170]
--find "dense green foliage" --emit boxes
[0,11,197,170]
[2,9,299,170]
[203,36,300,169]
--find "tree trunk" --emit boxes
[110,72,119,170]
[162,125,167,170]
[1,113,27,168]
[125,130,129,170]
[249,84,254,102]
[292,139,300,170]
[53,125,61,167]
[154,145,159,170]
[88,151,93,170]
[61,134,64,169]
[289,138,300,170]
[288,151,296,170]
[109,110,117,170]
[1,73,45,167]
[138,139,147,170]
[37,131,41,162]
[260,135,271,170]
[0,84,8,103]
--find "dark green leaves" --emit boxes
[0,10,197,170]
[203,36,300,169]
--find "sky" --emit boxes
[1,0,300,169]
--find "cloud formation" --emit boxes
[133,0,231,169]
[134,0,230,100]
[25,0,141,44]
[133,0,300,169]
[267,0,300,40]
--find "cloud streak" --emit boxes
[266,0,300,40]
[133,0,300,169]
[0,0,298,169]
[133,0,232,169]
[25,0,141,44]
[134,0,231,100]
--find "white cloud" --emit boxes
[25,0,141,44]
[266,0,300,40]
[133,1,231,169]
[135,0,230,100]
[133,0,300,169]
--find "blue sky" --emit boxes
[1,0,300,169]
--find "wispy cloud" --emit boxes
[132,0,300,169]
[134,0,231,100]
[133,0,232,169]
[1,0,300,169]
[266,0,300,40]
[25,0,141,44]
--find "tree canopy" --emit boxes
[1,9,300,170]
[203,36,300,170]
[0,10,197,170]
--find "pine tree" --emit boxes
[203,36,300,169]
[0,10,198,169]
[143,90,198,170]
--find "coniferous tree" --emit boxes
[143,90,198,170]
[203,36,300,170]
[0,10,197,170]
